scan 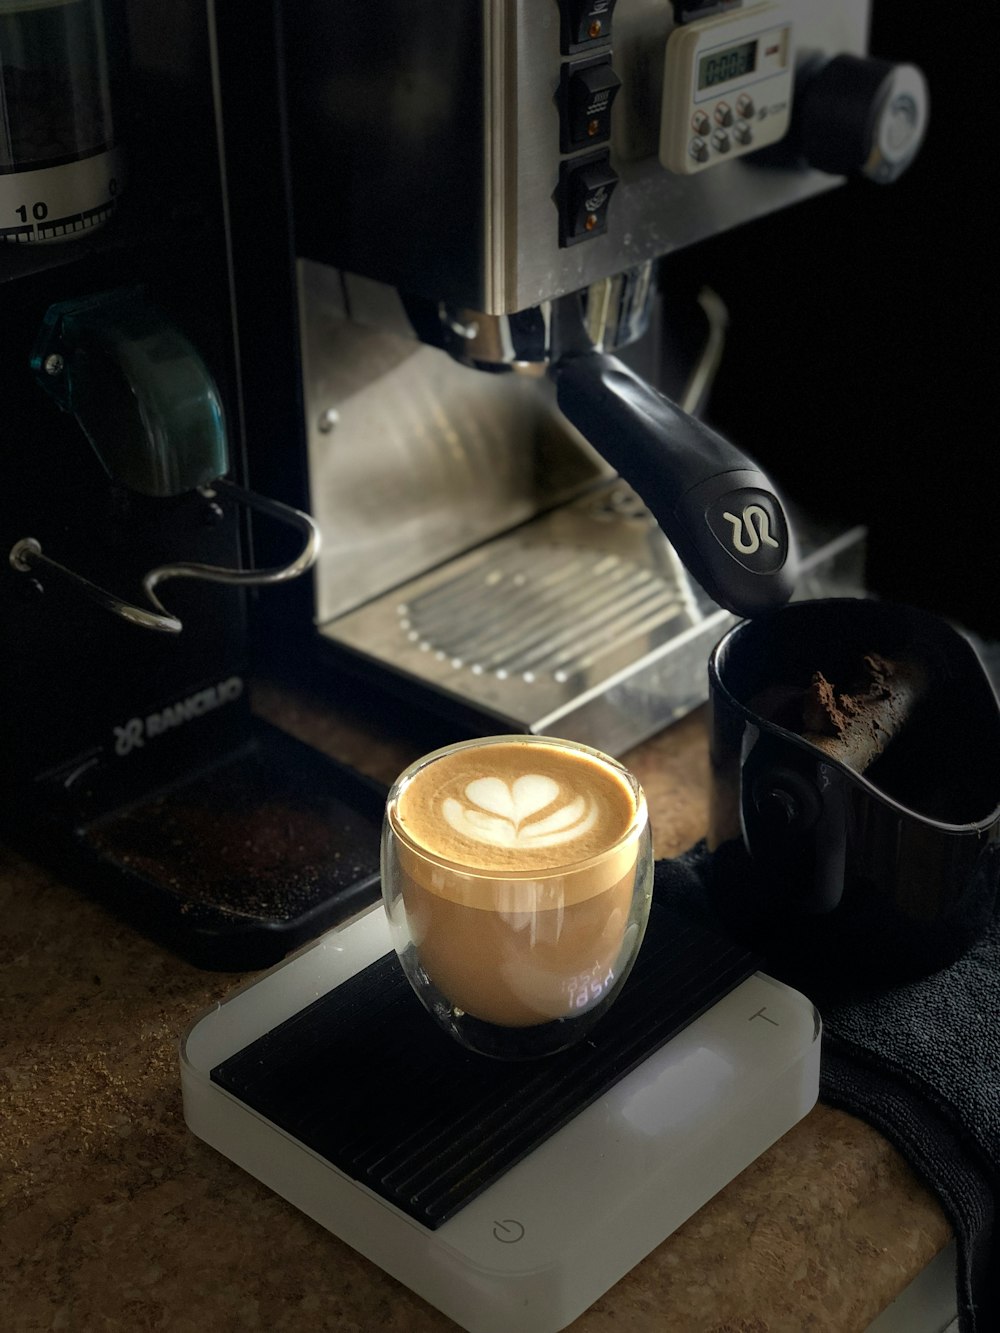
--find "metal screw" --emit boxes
[317,408,340,434]
[9,537,42,572]
[43,353,65,376]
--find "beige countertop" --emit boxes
[0,685,951,1331]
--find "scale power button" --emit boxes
[492,1219,525,1243]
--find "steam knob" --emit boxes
[795,54,929,184]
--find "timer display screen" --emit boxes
[698,39,757,90]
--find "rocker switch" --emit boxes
[559,151,619,246]
[561,58,621,150]
[560,0,618,50]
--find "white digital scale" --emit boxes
[182,901,820,1333]
[660,2,795,174]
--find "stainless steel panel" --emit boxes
[299,261,610,623]
[497,0,870,310]
[286,1,872,313]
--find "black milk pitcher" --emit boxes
[707,598,1000,988]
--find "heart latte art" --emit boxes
[395,740,637,874]
[442,774,598,850]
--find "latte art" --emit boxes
[395,739,637,878]
[442,774,598,851]
[383,735,653,1049]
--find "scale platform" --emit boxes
[182,898,820,1333]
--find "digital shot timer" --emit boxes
[660,3,794,174]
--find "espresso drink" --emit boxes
[385,737,648,1030]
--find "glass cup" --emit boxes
[382,734,653,1059]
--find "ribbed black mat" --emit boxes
[211,900,758,1229]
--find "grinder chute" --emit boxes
[8,287,319,632]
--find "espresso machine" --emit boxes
[213,0,927,754]
[179,7,935,1333]
[0,0,927,961]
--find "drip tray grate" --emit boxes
[399,542,686,684]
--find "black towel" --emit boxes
[652,846,998,1333]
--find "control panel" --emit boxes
[660,3,794,174]
[556,2,622,246]
[288,2,904,313]
[556,1,797,246]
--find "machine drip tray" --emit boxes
[183,899,821,1332]
[321,489,867,754]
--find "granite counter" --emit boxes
[0,688,952,1331]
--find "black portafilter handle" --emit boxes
[551,350,798,617]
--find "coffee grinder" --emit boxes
[0,0,387,969]
[0,0,122,241]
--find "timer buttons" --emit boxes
[659,6,795,174]
[689,137,709,163]
[558,150,619,246]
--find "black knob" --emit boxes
[795,54,929,184]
